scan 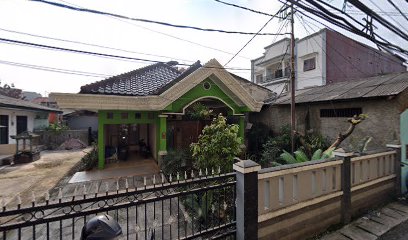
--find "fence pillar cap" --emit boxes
[333,150,354,157]
[233,159,260,173]
[386,144,401,149]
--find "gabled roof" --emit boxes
[0,94,61,112]
[80,62,187,96]
[271,71,408,105]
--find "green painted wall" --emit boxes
[96,79,252,169]
[164,79,250,114]
[401,109,408,193]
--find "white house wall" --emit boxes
[0,109,35,144]
[296,31,326,89]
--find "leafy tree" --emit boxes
[190,114,242,172]
[185,102,214,120]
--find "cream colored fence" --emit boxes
[257,151,398,222]
[350,151,397,189]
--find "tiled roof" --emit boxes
[79,60,271,99]
[80,62,196,96]
[271,72,408,105]
[0,94,61,112]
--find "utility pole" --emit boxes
[290,1,296,154]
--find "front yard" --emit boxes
[0,148,91,207]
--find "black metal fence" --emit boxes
[0,171,236,240]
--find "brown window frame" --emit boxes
[303,57,316,72]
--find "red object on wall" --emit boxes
[48,112,57,124]
[162,132,166,139]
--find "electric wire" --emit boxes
[0,37,252,71]
[0,59,113,78]
[224,4,289,67]
[30,0,290,36]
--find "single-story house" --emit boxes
[51,59,272,169]
[250,71,408,151]
[63,110,98,131]
[0,94,62,157]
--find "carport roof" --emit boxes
[270,72,408,105]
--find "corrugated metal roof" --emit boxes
[273,72,408,105]
[0,95,61,112]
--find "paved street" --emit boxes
[378,219,408,240]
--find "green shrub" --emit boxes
[46,122,69,133]
[259,125,293,166]
[247,122,272,162]
[191,114,242,173]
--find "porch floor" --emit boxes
[69,153,160,183]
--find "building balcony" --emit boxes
[258,73,289,85]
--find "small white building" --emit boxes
[0,94,61,156]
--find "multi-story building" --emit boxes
[251,28,406,93]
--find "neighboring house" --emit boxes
[0,94,62,156]
[63,110,98,131]
[250,72,408,151]
[51,59,273,169]
[31,97,60,124]
[251,28,406,93]
[22,91,42,101]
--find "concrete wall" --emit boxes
[326,30,406,84]
[67,116,98,131]
[251,97,402,151]
[35,129,89,149]
[0,109,36,144]
[296,30,326,89]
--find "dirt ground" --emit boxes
[0,148,91,207]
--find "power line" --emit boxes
[386,0,408,22]
[298,11,405,66]
[57,0,251,60]
[31,0,290,36]
[0,59,112,78]
[224,4,288,67]
[0,37,252,71]
[367,0,408,33]
[213,0,286,18]
[0,27,195,63]
[282,0,408,55]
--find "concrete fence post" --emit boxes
[335,151,354,225]
[233,159,261,240]
[387,144,402,197]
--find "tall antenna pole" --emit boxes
[290,1,296,154]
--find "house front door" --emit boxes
[16,116,28,134]
[0,115,9,144]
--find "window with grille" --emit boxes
[320,108,362,118]
[303,57,316,71]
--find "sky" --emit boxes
[0,0,406,95]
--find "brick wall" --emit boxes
[251,96,405,151]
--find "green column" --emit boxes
[98,112,105,169]
[239,115,245,143]
[158,115,168,165]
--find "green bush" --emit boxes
[191,114,242,173]
[161,149,193,175]
[247,122,272,162]
[185,103,214,120]
[46,122,69,133]
[260,125,293,166]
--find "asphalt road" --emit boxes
[378,219,408,240]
